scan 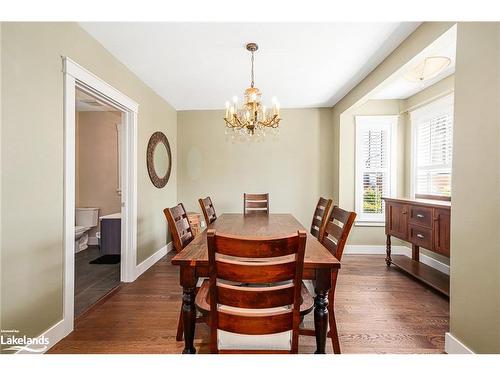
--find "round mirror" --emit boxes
[146,131,172,188]
[153,142,168,178]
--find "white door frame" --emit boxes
[62,57,138,335]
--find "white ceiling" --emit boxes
[79,22,420,110]
[370,25,457,100]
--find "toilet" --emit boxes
[75,207,99,253]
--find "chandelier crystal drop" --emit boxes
[224,43,281,138]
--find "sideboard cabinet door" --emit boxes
[433,208,451,256]
[385,201,409,240]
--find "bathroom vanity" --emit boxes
[100,213,121,255]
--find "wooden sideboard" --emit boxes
[383,197,451,296]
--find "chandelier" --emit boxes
[224,43,281,137]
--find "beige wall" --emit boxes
[404,75,455,112]
[177,108,334,228]
[1,23,177,340]
[0,23,3,329]
[76,111,122,238]
[450,22,500,353]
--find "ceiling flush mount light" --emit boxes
[224,43,281,138]
[404,56,451,82]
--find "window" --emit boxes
[355,116,397,223]
[411,94,454,198]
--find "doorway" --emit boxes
[63,58,138,335]
[74,89,123,317]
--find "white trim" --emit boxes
[354,221,385,227]
[63,58,138,113]
[410,111,417,198]
[445,333,474,354]
[119,110,138,283]
[419,252,450,275]
[13,320,66,354]
[402,89,454,114]
[354,115,398,223]
[63,71,76,336]
[62,57,139,341]
[409,93,454,198]
[345,245,411,256]
[134,242,173,280]
[344,245,450,275]
[116,122,123,196]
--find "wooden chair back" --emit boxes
[163,203,195,252]
[310,197,333,240]
[243,193,269,214]
[198,196,217,226]
[320,206,356,262]
[207,230,307,354]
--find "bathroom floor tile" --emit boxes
[75,246,120,317]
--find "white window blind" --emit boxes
[355,116,397,223]
[411,94,454,198]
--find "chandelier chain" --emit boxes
[251,51,254,88]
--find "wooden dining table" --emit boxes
[171,213,341,354]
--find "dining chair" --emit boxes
[164,203,195,253]
[163,203,201,341]
[243,193,269,214]
[198,196,217,226]
[310,197,333,240]
[300,205,356,354]
[195,230,314,353]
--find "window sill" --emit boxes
[354,221,385,227]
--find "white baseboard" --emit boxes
[12,319,67,354]
[345,245,410,256]
[345,245,450,275]
[88,236,98,246]
[445,332,474,354]
[134,241,173,280]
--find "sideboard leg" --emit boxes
[385,234,392,266]
[412,244,420,262]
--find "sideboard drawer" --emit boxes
[409,206,433,228]
[409,224,433,250]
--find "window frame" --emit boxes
[410,94,454,199]
[355,115,398,224]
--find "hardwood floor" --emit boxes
[49,253,448,354]
[74,246,120,318]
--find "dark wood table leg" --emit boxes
[385,234,392,266]
[180,267,197,354]
[314,269,331,354]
